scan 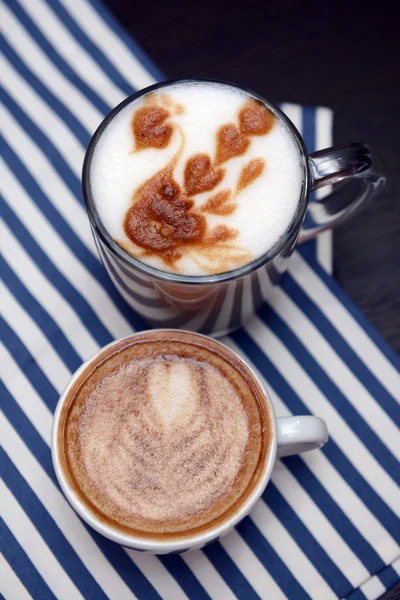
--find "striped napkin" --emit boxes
[1,1,399,599]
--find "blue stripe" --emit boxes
[7,0,111,115]
[299,106,317,262]
[231,329,399,557]
[1,35,91,144]
[346,589,367,600]
[305,256,400,371]
[378,565,400,589]
[1,384,162,600]
[283,271,400,423]
[47,0,134,97]
[2,199,113,347]
[159,555,212,600]
[261,303,400,482]
[0,518,57,600]
[1,257,81,373]
[1,318,59,410]
[301,107,316,158]
[203,543,262,600]
[1,449,110,600]
[87,0,166,82]
[237,517,310,599]
[264,483,351,596]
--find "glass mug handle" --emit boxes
[276,416,329,458]
[299,143,386,243]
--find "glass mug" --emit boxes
[82,79,385,337]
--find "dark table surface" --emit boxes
[105,1,399,597]
[105,0,400,356]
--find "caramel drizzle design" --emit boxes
[123,94,276,272]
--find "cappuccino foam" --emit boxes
[59,332,270,538]
[90,82,303,275]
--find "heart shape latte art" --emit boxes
[184,154,224,195]
[132,106,174,150]
[215,124,250,164]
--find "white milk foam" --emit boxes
[90,81,303,275]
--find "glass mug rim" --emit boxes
[51,329,278,552]
[82,77,311,285]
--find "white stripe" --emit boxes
[1,165,133,340]
[0,1,102,131]
[271,460,369,586]
[1,55,84,177]
[18,0,125,107]
[280,103,303,132]
[221,528,287,600]
[1,214,99,362]
[125,550,188,600]
[315,107,333,273]
[290,252,400,400]
[246,316,400,517]
[0,480,84,600]
[182,551,237,600]
[268,285,400,459]
[250,502,337,599]
[1,282,71,393]
[225,336,400,564]
[316,230,333,274]
[58,0,156,89]
[0,343,53,446]
[360,576,386,600]
[1,104,94,254]
[1,414,137,600]
[0,553,33,600]
[315,108,333,167]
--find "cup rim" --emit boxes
[82,78,311,285]
[51,329,278,552]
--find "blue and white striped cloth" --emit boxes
[1,1,399,599]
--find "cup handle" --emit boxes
[276,416,328,458]
[299,143,386,243]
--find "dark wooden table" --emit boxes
[105,0,400,354]
[104,2,400,594]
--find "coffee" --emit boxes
[57,331,271,539]
[90,81,302,276]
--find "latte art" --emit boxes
[60,333,271,538]
[79,356,249,522]
[90,81,303,275]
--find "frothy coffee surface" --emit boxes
[90,82,303,275]
[60,332,270,538]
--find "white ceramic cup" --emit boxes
[52,330,328,554]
